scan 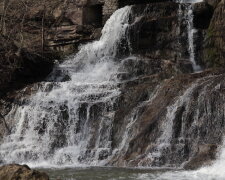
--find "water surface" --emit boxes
[38,166,225,180]
[39,167,174,180]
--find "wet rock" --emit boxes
[0,164,49,180]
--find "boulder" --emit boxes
[0,164,49,180]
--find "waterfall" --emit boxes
[0,6,132,167]
[178,0,203,72]
[0,0,223,174]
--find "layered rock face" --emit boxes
[0,0,225,171]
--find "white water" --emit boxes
[178,0,203,72]
[0,6,132,168]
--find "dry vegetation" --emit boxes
[0,0,97,93]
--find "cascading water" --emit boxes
[0,6,133,167]
[178,0,203,72]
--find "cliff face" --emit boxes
[203,0,225,67]
[0,0,225,170]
